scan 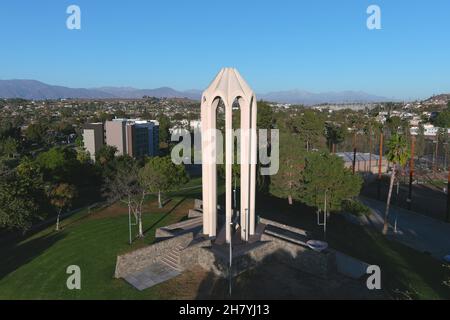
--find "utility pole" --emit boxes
[128,202,132,245]
[434,139,439,177]
[233,178,237,209]
[408,135,415,210]
[447,167,450,223]
[369,125,373,172]
[377,129,384,200]
[323,191,327,240]
[352,131,357,174]
[229,221,233,295]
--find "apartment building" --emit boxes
[125,120,159,158]
[83,118,159,161]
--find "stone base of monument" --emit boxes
[178,218,337,280]
[114,203,337,290]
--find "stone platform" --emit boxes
[114,200,339,290]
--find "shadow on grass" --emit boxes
[0,231,66,280]
[194,247,384,300]
[236,192,449,299]
[256,193,323,236]
[326,214,450,299]
[142,197,187,236]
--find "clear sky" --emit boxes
[0,0,449,100]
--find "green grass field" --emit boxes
[0,174,204,301]
[0,179,448,299]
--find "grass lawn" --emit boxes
[0,178,448,299]
[0,190,199,299]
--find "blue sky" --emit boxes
[0,0,449,100]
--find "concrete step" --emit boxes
[166,251,180,260]
[162,254,178,264]
[160,256,182,271]
[175,246,184,252]
[263,225,309,247]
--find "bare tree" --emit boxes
[103,157,145,239]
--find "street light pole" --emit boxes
[324,190,327,240]
[229,221,233,296]
[128,202,132,245]
[408,135,415,210]
[378,129,384,200]
[447,167,450,223]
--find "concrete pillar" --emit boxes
[249,97,257,235]
[240,97,250,241]
[201,96,210,236]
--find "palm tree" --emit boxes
[383,134,410,235]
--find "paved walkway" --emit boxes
[359,196,450,260]
[333,251,370,279]
[124,262,181,291]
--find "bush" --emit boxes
[342,199,371,217]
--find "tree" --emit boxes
[415,124,425,159]
[257,100,274,129]
[269,132,305,204]
[383,134,410,235]
[325,123,345,153]
[25,122,48,145]
[49,183,78,231]
[0,165,46,232]
[95,145,117,165]
[75,136,84,148]
[300,152,362,213]
[0,137,19,158]
[290,110,325,151]
[386,116,403,134]
[35,147,78,183]
[157,114,171,146]
[139,156,188,208]
[435,110,450,128]
[76,148,91,163]
[0,122,21,141]
[103,156,145,238]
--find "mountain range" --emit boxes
[0,79,392,105]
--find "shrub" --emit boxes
[342,199,371,217]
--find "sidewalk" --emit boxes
[357,196,450,260]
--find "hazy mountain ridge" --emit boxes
[94,86,201,99]
[0,79,391,104]
[0,80,115,99]
[259,89,391,104]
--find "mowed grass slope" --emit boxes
[0,194,196,300]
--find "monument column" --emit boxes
[240,97,250,241]
[201,96,211,236]
[249,97,257,235]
